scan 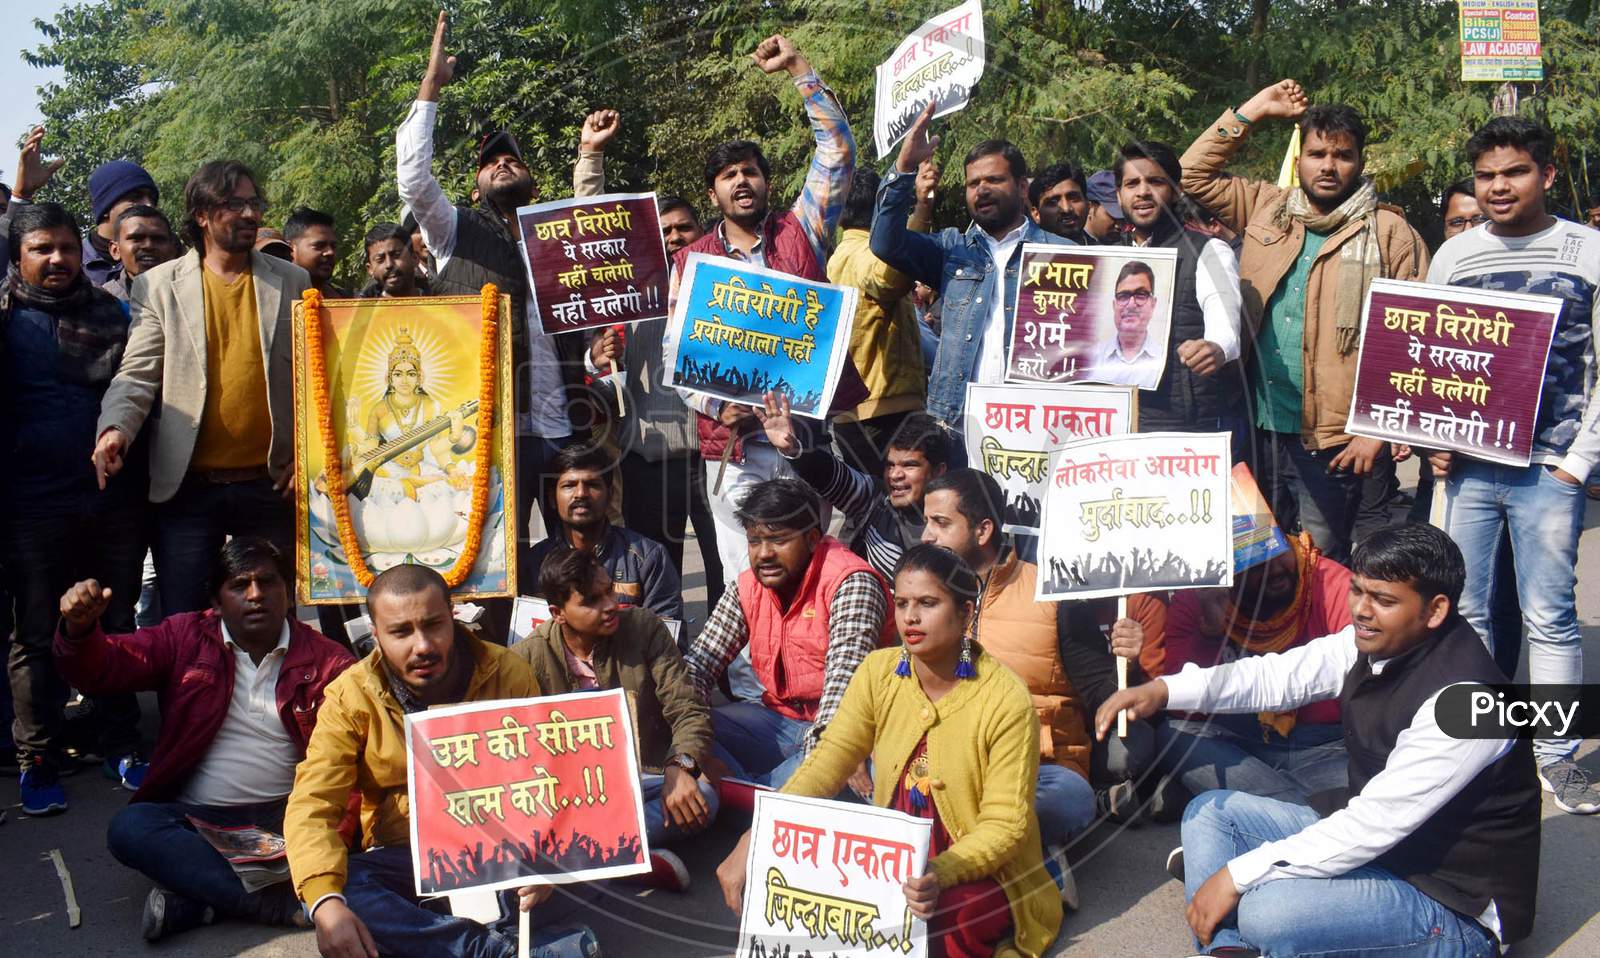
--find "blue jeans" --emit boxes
[1035,763,1096,849]
[1410,472,1523,677]
[1181,791,1496,956]
[640,773,720,845]
[1444,460,1585,764]
[106,800,300,924]
[710,701,811,788]
[344,845,582,958]
[1154,716,1348,806]
[154,475,294,614]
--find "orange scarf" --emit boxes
[1221,532,1319,738]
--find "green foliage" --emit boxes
[21,0,1600,280]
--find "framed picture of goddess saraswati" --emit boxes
[292,291,517,604]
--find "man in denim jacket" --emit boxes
[869,103,1075,431]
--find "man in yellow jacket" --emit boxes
[1181,78,1426,565]
[285,565,591,958]
[825,166,933,478]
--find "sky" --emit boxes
[0,0,69,178]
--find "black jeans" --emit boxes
[1249,429,1395,566]
[107,798,299,924]
[620,451,724,617]
[154,475,293,614]
[6,505,145,765]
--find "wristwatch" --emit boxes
[669,753,700,776]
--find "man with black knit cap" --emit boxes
[83,160,162,289]
[1,128,160,290]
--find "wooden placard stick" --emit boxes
[609,359,626,417]
[49,848,81,928]
[1115,595,1129,738]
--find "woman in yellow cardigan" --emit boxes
[716,544,1062,957]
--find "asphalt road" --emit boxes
[5,464,1598,957]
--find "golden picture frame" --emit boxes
[291,293,517,604]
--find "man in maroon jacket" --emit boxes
[55,538,354,942]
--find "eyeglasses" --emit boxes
[1114,290,1153,305]
[219,197,269,214]
[1445,215,1489,230]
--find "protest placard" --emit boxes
[516,192,670,334]
[963,381,1136,534]
[1345,278,1561,467]
[405,689,650,895]
[1459,0,1543,81]
[1229,463,1290,573]
[738,792,931,958]
[1008,245,1178,390]
[873,0,986,159]
[510,596,552,645]
[667,254,858,419]
[1036,432,1233,601]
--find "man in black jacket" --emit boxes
[1110,140,1243,435]
[395,11,608,552]
[1097,523,1539,955]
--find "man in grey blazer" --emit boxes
[92,160,309,615]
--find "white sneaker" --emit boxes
[1539,760,1600,815]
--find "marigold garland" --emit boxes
[305,285,501,589]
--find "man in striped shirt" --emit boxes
[754,393,948,580]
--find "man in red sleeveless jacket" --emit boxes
[664,33,857,594]
[685,479,893,790]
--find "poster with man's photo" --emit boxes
[1007,245,1177,390]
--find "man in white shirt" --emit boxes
[395,12,606,555]
[53,539,355,942]
[1096,523,1539,955]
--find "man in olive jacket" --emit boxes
[1181,78,1426,564]
[511,546,717,891]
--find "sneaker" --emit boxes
[1096,779,1138,824]
[142,887,214,942]
[1165,846,1185,883]
[534,923,601,958]
[640,849,691,893]
[105,752,149,792]
[19,757,67,816]
[1539,760,1600,815]
[1042,845,1079,911]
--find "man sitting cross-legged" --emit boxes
[286,564,595,958]
[684,478,894,791]
[1151,531,1352,808]
[511,547,718,892]
[1096,524,1539,956]
[53,538,354,942]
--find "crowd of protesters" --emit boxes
[3,12,1597,958]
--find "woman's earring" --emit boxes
[895,645,911,677]
[955,636,976,680]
